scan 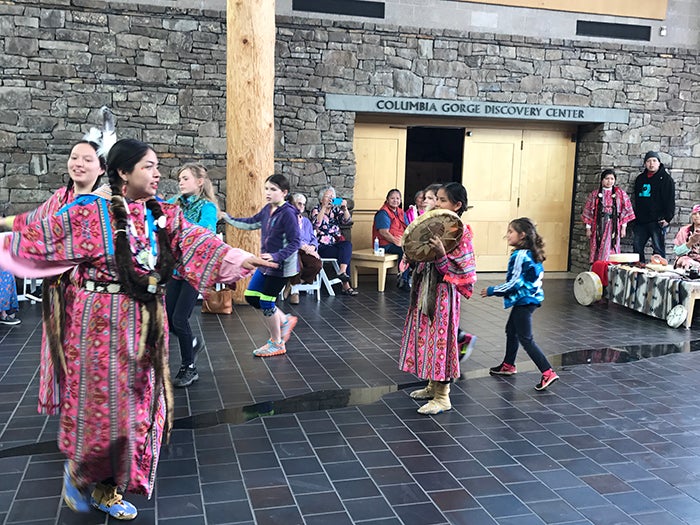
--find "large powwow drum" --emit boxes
[608,253,640,263]
[574,271,603,306]
[402,209,463,262]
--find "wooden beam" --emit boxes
[226,0,275,303]
[452,0,668,20]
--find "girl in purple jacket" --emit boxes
[223,174,301,357]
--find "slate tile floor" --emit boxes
[2,275,700,524]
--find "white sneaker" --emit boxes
[0,314,20,326]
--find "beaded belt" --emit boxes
[83,280,124,294]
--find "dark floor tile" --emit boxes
[247,485,295,509]
[460,476,509,497]
[155,494,204,520]
[379,482,430,505]
[344,496,395,521]
[429,488,479,511]
[204,499,254,524]
[356,450,401,468]
[287,473,334,495]
[333,478,381,500]
[303,511,354,525]
[581,473,633,495]
[280,457,323,476]
[15,478,62,500]
[324,460,369,481]
[7,496,59,522]
[506,481,558,503]
[413,471,462,491]
[156,475,201,497]
[444,508,498,525]
[295,491,344,514]
[476,494,530,519]
[197,463,242,484]
[528,499,584,523]
[368,466,414,486]
[401,454,443,474]
[201,480,247,503]
[606,491,661,514]
[241,468,287,489]
[577,505,639,525]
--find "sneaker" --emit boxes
[63,461,91,513]
[280,314,298,343]
[91,482,138,520]
[489,362,517,376]
[253,339,286,357]
[535,369,559,391]
[459,333,477,363]
[173,365,199,388]
[0,314,20,326]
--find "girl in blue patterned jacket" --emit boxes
[480,218,559,391]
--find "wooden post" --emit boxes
[226,0,275,304]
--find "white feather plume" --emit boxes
[82,106,117,159]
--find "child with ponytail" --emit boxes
[166,163,220,387]
[481,218,559,391]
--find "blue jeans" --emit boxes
[633,221,667,262]
[383,243,409,284]
[503,304,552,373]
[318,240,353,267]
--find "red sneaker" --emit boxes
[489,362,517,376]
[535,369,559,391]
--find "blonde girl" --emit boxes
[166,163,219,387]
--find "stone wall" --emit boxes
[273,16,700,271]
[1,2,700,271]
[0,0,228,213]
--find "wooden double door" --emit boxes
[353,122,576,271]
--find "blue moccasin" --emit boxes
[62,461,91,513]
[91,482,138,520]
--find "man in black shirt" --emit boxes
[632,150,675,262]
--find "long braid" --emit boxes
[610,186,619,250]
[107,159,176,440]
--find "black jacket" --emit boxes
[632,164,675,223]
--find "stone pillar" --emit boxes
[226,0,275,303]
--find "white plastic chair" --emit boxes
[320,258,342,296]
[279,259,342,302]
[18,278,42,304]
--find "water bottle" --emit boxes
[373,237,379,255]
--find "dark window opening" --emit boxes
[576,20,651,41]
[292,0,385,19]
[404,127,464,207]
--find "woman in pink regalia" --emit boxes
[581,168,635,264]
[0,138,274,520]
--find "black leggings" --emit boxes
[503,304,552,373]
[165,279,199,366]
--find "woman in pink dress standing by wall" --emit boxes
[581,169,635,264]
